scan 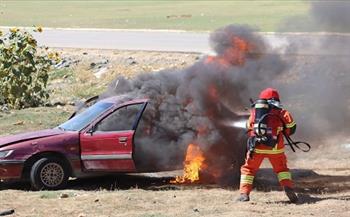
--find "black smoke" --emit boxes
[99,25,288,184]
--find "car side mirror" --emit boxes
[88,125,97,135]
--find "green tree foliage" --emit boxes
[0,27,58,109]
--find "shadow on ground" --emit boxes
[255,168,350,194]
[296,193,350,204]
[1,169,350,195]
[0,173,175,191]
[264,193,350,205]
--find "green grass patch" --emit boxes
[70,83,105,99]
[49,68,74,81]
[0,1,310,32]
[48,68,106,104]
[39,191,75,199]
[0,66,108,136]
[0,106,73,136]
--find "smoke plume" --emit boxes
[311,1,350,32]
[276,1,350,142]
[279,1,350,33]
[96,2,350,184]
[99,25,288,184]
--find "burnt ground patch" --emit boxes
[255,168,350,194]
[0,173,174,191]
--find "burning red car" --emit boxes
[0,96,166,190]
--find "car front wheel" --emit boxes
[30,157,69,190]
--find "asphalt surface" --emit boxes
[2,27,350,55]
[32,29,211,53]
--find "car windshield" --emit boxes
[58,102,113,131]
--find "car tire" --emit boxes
[30,157,69,190]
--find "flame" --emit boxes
[224,36,252,65]
[171,144,206,184]
[205,35,253,67]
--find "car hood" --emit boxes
[0,129,65,148]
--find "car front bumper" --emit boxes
[0,160,24,181]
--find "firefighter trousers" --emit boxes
[239,152,293,194]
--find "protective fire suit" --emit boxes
[239,92,296,195]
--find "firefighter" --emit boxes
[237,88,298,203]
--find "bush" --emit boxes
[0,27,58,109]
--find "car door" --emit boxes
[80,101,147,171]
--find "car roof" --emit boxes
[99,95,148,105]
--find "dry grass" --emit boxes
[1,187,349,217]
[47,49,199,105]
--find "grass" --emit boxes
[48,68,74,81]
[48,67,107,104]
[0,1,310,32]
[0,106,73,136]
[0,66,104,136]
[39,191,76,199]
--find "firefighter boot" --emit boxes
[284,186,298,203]
[236,193,250,202]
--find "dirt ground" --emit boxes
[1,151,349,217]
[1,124,349,217]
[0,49,350,217]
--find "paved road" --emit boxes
[29,29,300,54]
[2,27,350,55]
[32,29,212,53]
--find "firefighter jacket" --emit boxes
[246,108,296,154]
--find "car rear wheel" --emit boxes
[30,157,69,190]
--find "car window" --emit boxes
[95,103,144,132]
[59,102,113,131]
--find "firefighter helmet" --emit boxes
[259,88,280,101]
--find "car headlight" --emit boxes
[0,150,14,158]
